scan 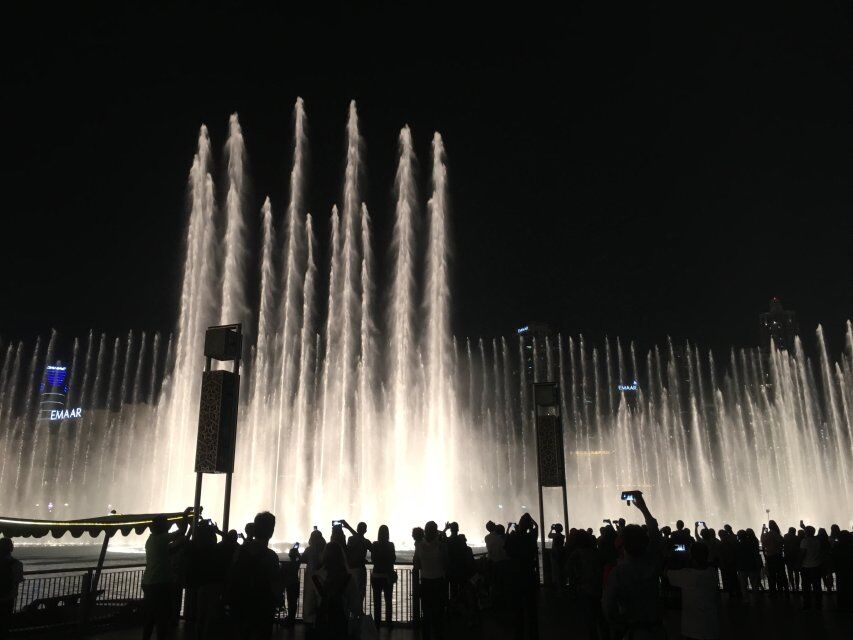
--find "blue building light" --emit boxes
[45,365,67,387]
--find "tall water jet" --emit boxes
[424,132,451,515]
[389,125,418,502]
[338,101,363,472]
[277,97,308,420]
[221,113,249,330]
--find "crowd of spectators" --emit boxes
[3,497,850,640]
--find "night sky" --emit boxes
[3,2,852,357]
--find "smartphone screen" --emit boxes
[674,543,687,552]
[620,491,635,502]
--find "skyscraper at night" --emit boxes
[517,321,555,382]
[759,297,799,352]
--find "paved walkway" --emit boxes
[89,590,852,640]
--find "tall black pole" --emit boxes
[222,325,241,532]
[190,355,212,540]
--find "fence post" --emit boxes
[411,566,420,625]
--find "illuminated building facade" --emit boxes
[38,365,68,421]
[517,321,555,382]
[759,297,798,352]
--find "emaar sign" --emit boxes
[49,407,82,421]
[617,380,639,392]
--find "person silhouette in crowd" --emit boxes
[783,526,801,592]
[548,523,566,588]
[667,542,720,640]
[567,529,606,639]
[817,528,834,591]
[242,522,255,544]
[311,541,361,640]
[411,526,425,622]
[0,538,23,640]
[672,520,694,548]
[186,519,218,636]
[799,525,823,609]
[834,530,853,612]
[735,529,762,600]
[302,529,327,628]
[414,521,448,639]
[142,515,187,640]
[486,523,507,563]
[226,511,282,640]
[761,520,787,596]
[506,513,539,640]
[445,522,476,626]
[330,522,347,548]
[603,491,665,640]
[370,525,396,630]
[343,520,372,601]
[281,543,302,628]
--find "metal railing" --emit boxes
[11,562,421,632]
[12,563,147,633]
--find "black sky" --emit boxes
[2,2,852,356]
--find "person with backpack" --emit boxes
[0,538,24,640]
[226,511,282,640]
[310,541,361,639]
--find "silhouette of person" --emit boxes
[761,520,787,595]
[667,542,721,640]
[782,527,800,592]
[343,520,372,601]
[602,492,666,639]
[735,529,762,599]
[799,525,823,609]
[548,523,566,587]
[834,530,853,612]
[142,515,186,640]
[414,521,448,639]
[311,541,361,639]
[301,529,327,628]
[486,523,507,563]
[186,519,218,636]
[281,544,302,627]
[567,529,606,639]
[0,538,23,640]
[227,511,282,640]
[369,525,396,630]
[505,513,539,640]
